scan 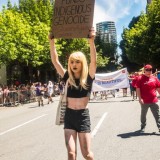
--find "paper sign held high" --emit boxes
[51,0,95,39]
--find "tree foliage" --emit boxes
[0,0,110,84]
[120,0,160,69]
[18,0,54,25]
[56,38,109,69]
[0,0,53,67]
[95,35,117,71]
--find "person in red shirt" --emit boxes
[136,64,160,132]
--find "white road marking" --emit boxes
[0,114,48,136]
[91,112,108,138]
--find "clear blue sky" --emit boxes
[0,0,147,53]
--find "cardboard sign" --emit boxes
[51,0,95,38]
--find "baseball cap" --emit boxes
[144,64,152,69]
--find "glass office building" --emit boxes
[96,21,117,44]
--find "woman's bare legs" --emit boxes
[64,129,77,160]
[78,132,94,160]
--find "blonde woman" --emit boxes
[49,28,96,160]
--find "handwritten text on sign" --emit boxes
[52,0,95,38]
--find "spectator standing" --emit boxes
[100,91,107,100]
[43,84,48,99]
[110,89,117,98]
[47,81,54,104]
[9,85,17,106]
[136,64,160,132]
[122,88,127,97]
[36,82,43,106]
[92,91,98,100]
[131,72,139,100]
[54,83,59,95]
[30,83,36,101]
[3,85,10,106]
[128,73,133,96]
[58,81,64,95]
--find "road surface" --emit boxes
[0,92,160,160]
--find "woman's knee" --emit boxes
[68,151,76,160]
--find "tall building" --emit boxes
[146,0,152,12]
[96,21,117,44]
[147,0,152,4]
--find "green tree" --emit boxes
[1,0,108,83]
[55,38,109,69]
[95,35,117,71]
[119,16,141,72]
[0,0,55,82]
[18,0,54,25]
[0,9,50,66]
[146,0,160,67]
[120,0,160,69]
[0,8,51,82]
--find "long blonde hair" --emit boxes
[68,52,88,89]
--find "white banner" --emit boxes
[92,68,130,92]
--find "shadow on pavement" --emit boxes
[117,130,160,138]
[29,106,44,108]
[89,100,134,103]
[120,100,136,102]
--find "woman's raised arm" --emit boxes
[48,33,66,78]
[88,28,97,79]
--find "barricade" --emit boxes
[0,88,37,107]
[0,85,60,107]
[0,90,3,106]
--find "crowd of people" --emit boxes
[0,80,65,107]
[1,66,160,107]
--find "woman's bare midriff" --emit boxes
[67,97,89,110]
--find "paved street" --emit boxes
[0,92,160,160]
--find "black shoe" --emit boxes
[140,126,145,132]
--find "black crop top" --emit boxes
[63,71,94,98]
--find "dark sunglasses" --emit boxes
[145,69,152,71]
